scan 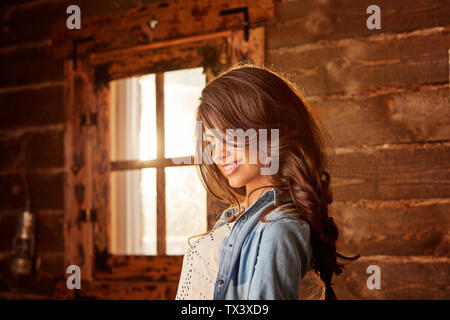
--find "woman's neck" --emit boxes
[244,175,272,208]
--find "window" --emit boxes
[110,68,207,255]
[55,0,269,293]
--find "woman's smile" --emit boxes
[220,159,244,176]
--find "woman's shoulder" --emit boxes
[263,202,308,223]
[253,203,313,273]
[257,203,311,237]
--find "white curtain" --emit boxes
[110,77,142,255]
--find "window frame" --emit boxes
[110,69,210,256]
[56,0,271,298]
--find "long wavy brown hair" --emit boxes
[194,62,360,300]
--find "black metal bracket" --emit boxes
[220,7,249,42]
[72,36,94,70]
[80,112,98,126]
[79,208,97,223]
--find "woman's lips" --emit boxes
[221,159,243,176]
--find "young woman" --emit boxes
[175,64,360,300]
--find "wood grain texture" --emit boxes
[332,256,450,299]
[63,58,96,281]
[51,0,275,60]
[91,72,111,257]
[0,171,64,211]
[94,255,183,282]
[0,129,64,171]
[0,45,63,88]
[329,142,450,201]
[333,200,450,256]
[70,280,178,299]
[0,85,64,129]
[95,36,229,82]
[268,0,450,49]
[310,85,450,147]
[267,26,450,96]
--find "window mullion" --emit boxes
[155,72,166,255]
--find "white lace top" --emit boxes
[175,220,237,300]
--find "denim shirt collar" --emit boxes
[218,187,292,224]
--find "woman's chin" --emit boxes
[227,176,246,188]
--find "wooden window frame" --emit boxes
[110,69,208,257]
[53,0,273,298]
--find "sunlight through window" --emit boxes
[111,68,208,255]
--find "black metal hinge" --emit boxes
[80,208,97,223]
[80,112,98,126]
[72,36,94,70]
[220,7,249,42]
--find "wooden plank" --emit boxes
[0,1,174,47]
[267,26,450,96]
[0,45,63,88]
[0,171,64,211]
[0,1,67,47]
[94,255,183,282]
[51,0,275,60]
[311,85,450,147]
[229,26,266,65]
[333,201,450,256]
[91,71,111,257]
[95,36,229,82]
[26,130,64,170]
[67,280,178,299]
[268,0,450,49]
[90,30,232,65]
[0,129,64,171]
[332,256,450,299]
[0,174,25,210]
[63,58,95,281]
[0,85,64,130]
[329,142,450,201]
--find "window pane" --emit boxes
[164,67,206,158]
[165,166,207,255]
[110,74,156,161]
[141,168,157,254]
[140,74,157,160]
[110,168,157,255]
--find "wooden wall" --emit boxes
[0,0,448,299]
[266,0,450,299]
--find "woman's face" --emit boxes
[207,129,265,188]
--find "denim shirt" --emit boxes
[212,187,313,300]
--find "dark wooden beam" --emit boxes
[51,0,275,60]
